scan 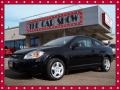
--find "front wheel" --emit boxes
[46,58,65,80]
[100,57,111,72]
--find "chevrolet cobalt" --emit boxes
[8,36,113,80]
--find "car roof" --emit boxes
[59,35,103,42]
[63,35,93,39]
[63,35,103,43]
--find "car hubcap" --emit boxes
[104,59,110,71]
[51,62,64,78]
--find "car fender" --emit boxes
[41,54,69,70]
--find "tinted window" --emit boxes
[73,37,92,48]
[94,40,102,47]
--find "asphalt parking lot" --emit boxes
[5,58,115,86]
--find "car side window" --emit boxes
[94,41,102,47]
[72,37,92,48]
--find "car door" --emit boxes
[68,37,95,68]
[92,40,105,64]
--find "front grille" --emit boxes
[11,54,24,60]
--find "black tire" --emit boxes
[46,58,65,80]
[100,57,111,72]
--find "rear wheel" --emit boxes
[46,58,65,80]
[100,57,111,72]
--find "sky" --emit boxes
[5,4,115,34]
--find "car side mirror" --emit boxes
[71,43,79,49]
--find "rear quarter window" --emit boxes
[94,40,103,47]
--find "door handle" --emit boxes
[100,50,105,53]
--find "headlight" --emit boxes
[24,51,44,59]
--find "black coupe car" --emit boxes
[8,35,113,80]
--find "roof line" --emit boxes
[5,26,19,30]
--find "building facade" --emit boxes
[5,6,114,49]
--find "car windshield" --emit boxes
[43,36,74,46]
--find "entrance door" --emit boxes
[30,36,39,47]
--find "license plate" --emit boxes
[9,62,13,67]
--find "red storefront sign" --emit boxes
[26,10,83,33]
[102,13,112,29]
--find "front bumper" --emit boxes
[8,58,43,74]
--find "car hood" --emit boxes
[14,47,37,54]
[14,46,61,54]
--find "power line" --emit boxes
[21,5,82,20]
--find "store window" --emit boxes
[5,39,25,50]
[15,39,25,49]
[30,36,39,47]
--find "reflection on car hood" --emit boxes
[14,47,37,54]
[37,45,61,50]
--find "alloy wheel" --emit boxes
[104,58,111,71]
[51,62,64,79]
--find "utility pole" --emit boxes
[11,33,16,49]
